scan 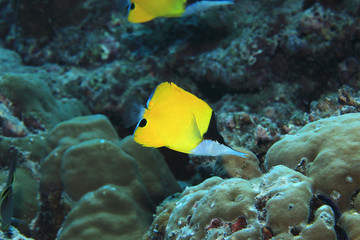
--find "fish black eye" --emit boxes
[139,118,147,127]
[130,3,135,10]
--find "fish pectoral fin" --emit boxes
[191,140,247,157]
[122,103,145,128]
[190,113,202,141]
[170,113,203,154]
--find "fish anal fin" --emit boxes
[190,112,202,141]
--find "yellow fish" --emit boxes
[127,82,246,157]
[126,0,234,23]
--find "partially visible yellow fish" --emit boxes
[127,0,234,23]
[128,82,246,157]
[0,148,17,231]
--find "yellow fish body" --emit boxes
[131,82,247,157]
[128,0,186,23]
[127,0,234,23]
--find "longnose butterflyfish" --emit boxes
[125,0,234,23]
[127,82,247,158]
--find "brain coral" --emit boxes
[60,138,149,203]
[40,114,120,195]
[39,115,180,239]
[41,114,180,204]
[145,165,338,239]
[265,113,360,212]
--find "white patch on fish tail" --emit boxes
[122,103,146,128]
[191,140,247,158]
[184,0,234,17]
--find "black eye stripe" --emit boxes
[130,3,135,10]
[139,118,147,127]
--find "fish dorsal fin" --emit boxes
[146,82,178,110]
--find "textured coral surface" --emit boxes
[266,113,360,211]
[145,166,339,239]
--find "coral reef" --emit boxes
[187,147,262,186]
[145,166,339,239]
[0,146,40,238]
[0,226,35,240]
[213,149,262,179]
[0,0,360,239]
[0,73,89,130]
[41,114,179,202]
[0,46,90,165]
[37,114,180,238]
[265,113,360,211]
[57,185,153,240]
[265,113,360,238]
[339,210,360,240]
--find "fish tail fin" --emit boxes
[191,140,247,157]
[222,147,247,158]
[184,0,234,16]
[122,102,146,128]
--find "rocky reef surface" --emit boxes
[1,0,360,239]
